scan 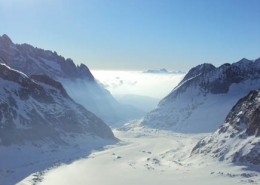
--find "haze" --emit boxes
[92,70,184,99]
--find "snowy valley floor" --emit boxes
[18,128,260,185]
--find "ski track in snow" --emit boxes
[18,128,260,185]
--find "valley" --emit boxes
[0,29,260,185]
[19,127,260,185]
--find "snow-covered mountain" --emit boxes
[141,58,260,133]
[0,63,115,145]
[0,34,143,126]
[192,90,260,165]
[0,63,118,184]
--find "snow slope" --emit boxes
[192,90,260,165]
[0,34,143,126]
[19,127,260,185]
[142,58,260,133]
[0,63,117,185]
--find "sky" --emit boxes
[0,0,260,70]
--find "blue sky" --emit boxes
[1,0,260,70]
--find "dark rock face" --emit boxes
[223,90,260,137]
[0,64,115,146]
[0,34,94,80]
[192,90,260,165]
[248,107,260,136]
[30,74,70,99]
[0,64,55,103]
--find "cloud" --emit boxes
[92,70,185,99]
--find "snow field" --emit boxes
[19,128,260,185]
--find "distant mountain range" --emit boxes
[141,58,260,133]
[0,34,144,126]
[143,68,186,74]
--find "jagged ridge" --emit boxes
[0,34,94,80]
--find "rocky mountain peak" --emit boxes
[235,57,252,65]
[78,63,94,80]
[254,57,260,62]
[0,34,13,46]
[181,63,216,82]
[0,35,94,80]
[179,58,260,95]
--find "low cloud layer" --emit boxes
[92,70,185,99]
